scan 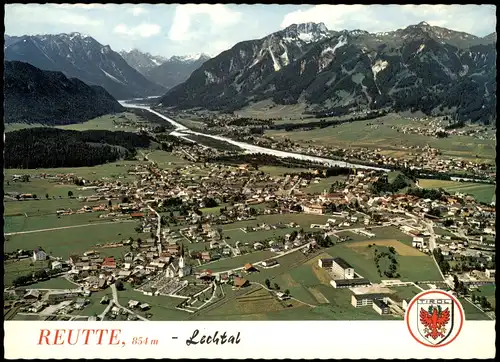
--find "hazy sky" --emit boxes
[5,4,497,58]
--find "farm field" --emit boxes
[417,179,495,204]
[199,286,303,318]
[4,221,148,260]
[303,175,348,194]
[471,285,496,310]
[5,123,49,132]
[5,160,144,181]
[116,286,190,321]
[236,100,308,120]
[4,259,48,287]
[56,112,143,132]
[324,240,442,282]
[195,250,278,273]
[336,225,414,246]
[4,198,98,217]
[259,165,310,176]
[4,212,118,233]
[4,180,97,206]
[459,298,491,320]
[146,150,192,168]
[26,277,78,290]
[222,213,332,231]
[265,114,496,163]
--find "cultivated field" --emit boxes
[5,160,145,181]
[4,221,148,260]
[265,114,496,163]
[417,179,495,204]
[4,259,48,286]
[146,150,191,168]
[56,112,144,132]
[346,239,425,257]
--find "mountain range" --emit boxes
[4,33,166,100]
[119,50,210,90]
[4,60,124,125]
[159,22,496,124]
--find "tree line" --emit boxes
[5,128,151,169]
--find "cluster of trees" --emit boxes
[471,294,492,310]
[264,279,290,295]
[12,267,60,287]
[5,128,151,169]
[372,246,400,278]
[370,174,410,195]
[210,153,326,170]
[408,187,448,201]
[433,248,451,274]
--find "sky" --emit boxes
[4,4,497,58]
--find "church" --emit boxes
[166,256,192,278]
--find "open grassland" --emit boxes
[388,285,422,301]
[56,112,143,132]
[4,179,96,203]
[259,165,311,176]
[459,298,491,320]
[5,123,49,132]
[471,285,496,311]
[336,225,414,245]
[26,277,78,290]
[324,241,442,282]
[147,150,192,168]
[418,179,495,204]
[5,159,145,181]
[346,239,425,256]
[303,175,348,194]
[4,197,102,217]
[4,221,147,260]
[4,212,116,234]
[235,100,308,120]
[265,114,496,163]
[224,227,298,245]
[4,259,48,286]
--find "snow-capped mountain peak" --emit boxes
[280,22,331,44]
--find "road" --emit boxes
[110,284,149,321]
[288,177,301,195]
[4,220,136,236]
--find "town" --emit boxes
[4,135,496,321]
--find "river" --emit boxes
[118,100,492,183]
[119,100,389,171]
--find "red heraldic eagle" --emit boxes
[419,305,451,340]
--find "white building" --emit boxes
[33,248,47,261]
[51,261,62,270]
[331,258,355,279]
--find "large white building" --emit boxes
[331,258,355,279]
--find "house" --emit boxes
[233,277,249,288]
[100,296,110,304]
[128,300,140,309]
[373,299,390,315]
[29,301,45,313]
[243,263,257,272]
[51,261,63,270]
[33,248,47,261]
[140,303,150,311]
[102,257,117,269]
[24,289,41,300]
[262,259,278,268]
[276,292,290,301]
[485,269,495,279]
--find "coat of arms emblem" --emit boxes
[406,290,464,347]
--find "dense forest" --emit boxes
[5,128,151,169]
[4,61,124,125]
